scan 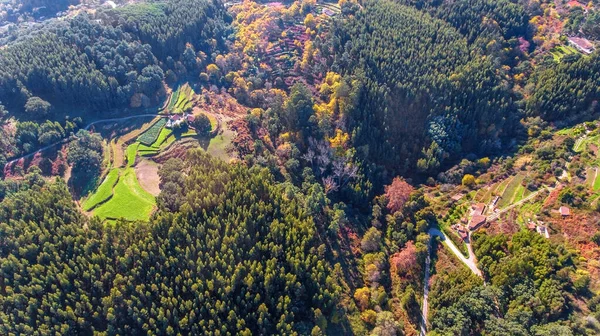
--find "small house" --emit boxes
[568,37,595,54]
[468,215,486,231]
[472,203,486,217]
[450,193,464,203]
[559,206,570,218]
[166,114,183,128]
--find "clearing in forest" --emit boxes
[93,167,155,221]
[82,169,120,211]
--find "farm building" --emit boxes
[559,206,571,218]
[471,203,486,216]
[166,114,192,129]
[452,224,469,241]
[568,37,595,54]
[450,193,464,203]
[468,215,486,231]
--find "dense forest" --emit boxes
[429,230,585,335]
[0,151,341,334]
[0,0,228,116]
[526,53,600,122]
[331,0,518,176]
[1,0,600,334]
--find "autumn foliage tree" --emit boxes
[390,241,418,277]
[385,177,414,213]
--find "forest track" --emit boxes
[421,228,482,335]
[4,114,162,172]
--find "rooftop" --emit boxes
[568,37,595,53]
[468,215,486,231]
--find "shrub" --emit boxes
[462,174,476,187]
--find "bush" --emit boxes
[191,113,212,136]
[462,174,476,187]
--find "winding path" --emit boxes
[420,228,482,335]
[420,184,554,334]
[4,114,161,171]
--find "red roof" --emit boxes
[469,215,486,230]
[567,1,584,7]
[559,206,570,216]
[569,37,594,50]
[472,203,486,216]
[170,114,182,121]
[186,114,195,122]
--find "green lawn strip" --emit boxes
[512,183,526,203]
[138,143,157,151]
[93,168,155,221]
[167,86,181,111]
[126,142,139,167]
[182,130,197,137]
[159,134,177,150]
[585,168,595,188]
[82,169,120,211]
[152,128,173,147]
[498,174,524,209]
[175,92,186,109]
[494,178,511,199]
[137,118,167,145]
[594,169,600,191]
[139,150,159,157]
[102,140,111,168]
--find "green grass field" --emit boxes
[515,201,543,226]
[498,174,525,209]
[153,128,172,147]
[550,45,579,61]
[82,169,120,211]
[93,168,155,221]
[594,169,600,191]
[168,84,195,114]
[126,143,139,167]
[207,129,233,161]
[575,134,599,153]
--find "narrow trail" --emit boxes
[4,114,161,172]
[420,238,432,336]
[429,228,482,276]
[420,227,482,335]
[487,186,552,222]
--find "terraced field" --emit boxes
[550,45,579,61]
[138,118,167,146]
[82,169,120,211]
[168,83,195,114]
[497,174,526,209]
[93,168,155,221]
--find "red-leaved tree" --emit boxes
[385,177,414,213]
